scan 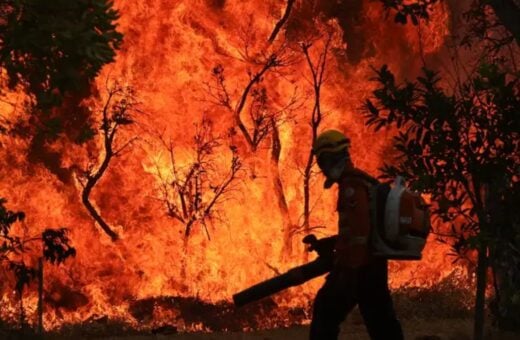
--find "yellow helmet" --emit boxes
[312,129,350,158]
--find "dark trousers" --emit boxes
[309,259,403,340]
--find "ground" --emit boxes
[4,287,520,339]
[54,317,519,340]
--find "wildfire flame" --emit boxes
[0,0,470,332]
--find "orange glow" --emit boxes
[0,0,467,331]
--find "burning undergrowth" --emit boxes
[1,273,474,338]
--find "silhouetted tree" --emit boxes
[0,0,123,183]
[460,1,519,56]
[77,81,139,241]
[155,118,241,278]
[207,60,289,153]
[362,61,519,339]
[380,0,520,44]
[0,197,75,330]
[360,1,519,335]
[206,32,301,258]
[379,0,438,25]
[157,118,242,241]
[484,0,520,44]
[268,0,296,43]
[0,0,122,109]
[298,29,334,241]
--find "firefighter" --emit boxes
[310,129,404,340]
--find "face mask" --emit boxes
[326,161,346,180]
[318,152,348,181]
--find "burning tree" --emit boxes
[0,0,123,187]
[205,31,303,257]
[77,81,140,241]
[157,118,241,241]
[206,16,349,259]
[205,30,298,154]
[208,62,277,152]
[155,118,242,278]
[298,29,335,240]
[157,118,242,278]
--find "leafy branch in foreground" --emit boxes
[362,62,519,336]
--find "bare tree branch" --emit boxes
[207,34,297,153]
[268,0,296,43]
[206,29,302,258]
[157,118,242,241]
[79,81,139,241]
[300,31,334,233]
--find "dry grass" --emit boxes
[3,315,520,339]
[2,283,519,340]
[40,317,519,340]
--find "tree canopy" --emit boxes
[0,0,122,108]
[363,55,519,339]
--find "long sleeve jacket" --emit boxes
[334,166,379,268]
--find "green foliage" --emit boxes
[0,0,123,108]
[363,61,520,331]
[363,62,519,254]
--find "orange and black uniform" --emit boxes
[309,165,404,340]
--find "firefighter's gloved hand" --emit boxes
[303,234,338,259]
[302,234,318,252]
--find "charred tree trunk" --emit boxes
[485,175,520,331]
[268,0,296,43]
[473,181,490,340]
[300,35,331,243]
[82,182,119,241]
[302,134,317,263]
[180,233,190,281]
[232,56,279,153]
[302,148,315,234]
[81,144,119,241]
[270,120,295,258]
[79,86,137,242]
[474,244,488,340]
[37,257,44,336]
